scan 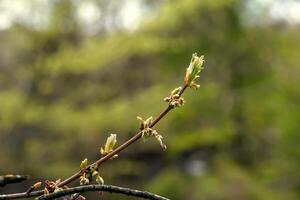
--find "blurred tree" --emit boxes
[0,0,300,199]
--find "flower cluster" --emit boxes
[137,116,167,150]
[77,134,119,189]
[184,53,205,89]
[43,179,64,195]
[79,159,104,186]
[164,86,185,108]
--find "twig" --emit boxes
[25,182,42,195]
[0,190,41,199]
[37,184,170,200]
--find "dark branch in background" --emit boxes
[0,185,169,200]
[0,191,41,199]
[0,175,29,187]
[36,185,170,200]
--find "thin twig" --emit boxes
[0,190,41,199]
[37,184,170,200]
[57,84,188,188]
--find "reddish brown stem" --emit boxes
[58,85,187,187]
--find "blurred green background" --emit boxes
[0,0,300,199]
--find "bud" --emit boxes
[92,171,99,177]
[184,53,204,88]
[137,116,144,123]
[137,116,153,130]
[33,182,42,189]
[79,176,89,185]
[43,188,49,195]
[54,187,63,193]
[55,179,61,185]
[144,117,153,127]
[80,158,88,170]
[191,83,200,90]
[137,116,166,150]
[96,175,104,185]
[154,133,167,151]
[101,134,117,155]
[164,87,185,108]
[171,87,182,96]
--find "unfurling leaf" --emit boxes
[164,86,185,108]
[54,187,63,193]
[95,175,104,185]
[137,116,153,130]
[137,116,167,150]
[137,116,144,123]
[171,87,182,95]
[184,53,204,88]
[33,182,42,189]
[144,116,153,126]
[80,158,88,170]
[79,175,89,185]
[43,188,49,195]
[155,134,167,151]
[101,134,117,155]
[55,179,61,185]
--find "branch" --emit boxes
[36,184,170,200]
[56,85,188,188]
[0,191,41,199]
[0,175,29,187]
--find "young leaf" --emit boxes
[184,53,205,88]
[80,158,88,170]
[101,134,117,155]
